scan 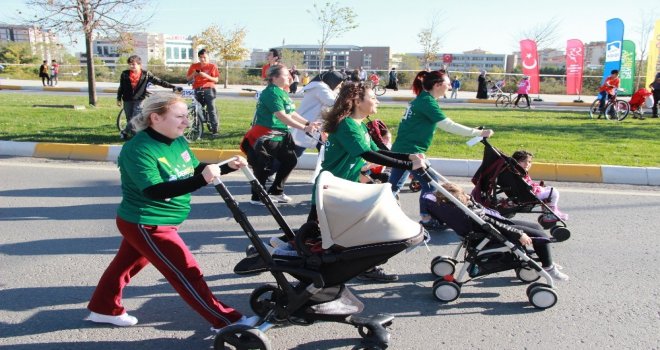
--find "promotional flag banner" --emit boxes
[602,18,624,84]
[520,39,540,94]
[565,39,584,95]
[619,40,636,96]
[645,19,660,87]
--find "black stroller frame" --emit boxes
[471,139,570,237]
[417,166,561,310]
[211,159,415,349]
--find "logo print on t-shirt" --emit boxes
[181,151,191,162]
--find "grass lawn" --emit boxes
[1,93,659,167]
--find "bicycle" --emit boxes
[373,84,386,96]
[588,89,630,121]
[181,88,212,141]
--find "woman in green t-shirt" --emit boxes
[388,70,494,230]
[86,93,258,331]
[311,82,426,283]
[243,64,320,205]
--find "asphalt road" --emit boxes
[1,157,659,350]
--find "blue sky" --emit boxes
[1,0,658,55]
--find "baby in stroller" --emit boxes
[512,150,568,222]
[488,79,506,99]
[422,182,568,282]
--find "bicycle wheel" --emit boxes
[116,109,126,132]
[589,99,601,119]
[495,95,510,108]
[605,100,630,121]
[184,108,203,141]
[373,85,386,96]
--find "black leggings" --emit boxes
[514,94,530,107]
[249,134,297,200]
[508,219,552,267]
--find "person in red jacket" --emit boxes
[597,70,620,113]
[186,49,220,137]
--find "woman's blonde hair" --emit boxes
[434,182,470,206]
[130,93,186,132]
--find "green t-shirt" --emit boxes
[253,83,295,141]
[116,131,200,225]
[322,117,379,183]
[392,90,447,154]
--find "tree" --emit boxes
[19,0,153,106]
[280,49,306,70]
[307,1,358,71]
[518,17,562,50]
[0,42,38,64]
[193,25,249,88]
[418,15,444,70]
[634,10,656,89]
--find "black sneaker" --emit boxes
[356,266,399,282]
[420,219,447,231]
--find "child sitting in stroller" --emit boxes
[512,150,568,223]
[422,182,568,281]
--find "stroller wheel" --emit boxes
[250,284,283,318]
[537,215,557,230]
[528,286,558,310]
[525,282,550,298]
[213,324,272,350]
[515,267,540,283]
[430,258,456,278]
[408,179,422,192]
[432,279,461,302]
[550,226,571,242]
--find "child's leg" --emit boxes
[536,187,559,207]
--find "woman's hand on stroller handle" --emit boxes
[410,153,427,170]
[518,233,532,246]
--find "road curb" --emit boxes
[1,140,657,186]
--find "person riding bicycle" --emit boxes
[597,70,620,113]
[186,49,220,137]
[117,55,179,140]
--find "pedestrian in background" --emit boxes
[50,59,59,86]
[289,65,301,94]
[450,77,461,98]
[476,70,488,99]
[514,75,531,108]
[186,49,220,137]
[118,55,178,140]
[651,72,660,118]
[261,48,280,80]
[386,67,398,91]
[38,60,50,86]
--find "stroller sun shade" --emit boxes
[316,171,423,249]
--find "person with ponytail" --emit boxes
[388,70,494,230]
[306,81,426,282]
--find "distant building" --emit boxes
[584,41,606,70]
[79,32,194,68]
[0,23,60,60]
[408,49,509,72]
[250,49,268,67]
[271,44,390,70]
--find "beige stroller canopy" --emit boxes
[316,171,423,249]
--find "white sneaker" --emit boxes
[269,194,292,203]
[250,199,265,206]
[544,265,569,281]
[211,315,260,333]
[85,311,138,327]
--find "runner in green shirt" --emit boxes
[310,82,426,283]
[87,93,259,331]
[388,70,494,230]
[243,64,320,205]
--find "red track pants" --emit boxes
[87,217,241,328]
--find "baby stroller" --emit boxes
[487,79,506,99]
[416,166,568,309]
[470,139,570,235]
[213,161,426,349]
[628,88,653,119]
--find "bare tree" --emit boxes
[518,16,562,50]
[19,0,153,106]
[634,10,657,89]
[418,15,445,70]
[192,25,249,89]
[307,1,358,71]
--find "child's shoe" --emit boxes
[544,264,569,281]
[547,206,568,221]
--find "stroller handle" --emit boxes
[212,156,241,185]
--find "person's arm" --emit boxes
[186,65,195,82]
[361,150,413,170]
[273,110,317,134]
[148,72,174,89]
[436,118,491,137]
[198,68,219,83]
[378,149,412,161]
